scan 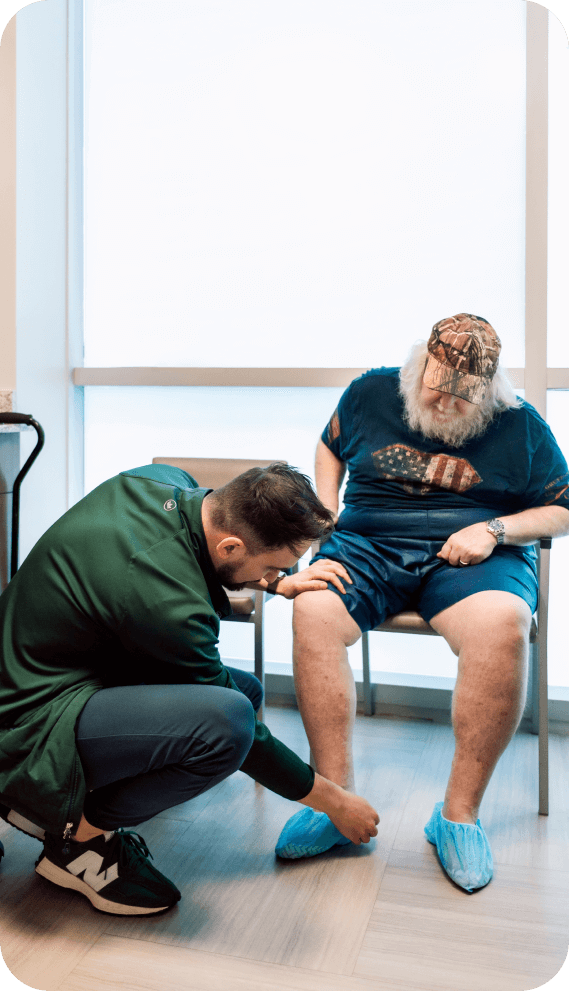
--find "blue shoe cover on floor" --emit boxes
[424,801,493,892]
[275,807,352,859]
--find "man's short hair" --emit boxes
[208,463,335,553]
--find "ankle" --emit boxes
[73,814,107,844]
[442,803,478,825]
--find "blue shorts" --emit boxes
[312,526,538,633]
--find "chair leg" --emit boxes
[537,542,550,816]
[529,639,539,736]
[537,635,549,815]
[361,631,374,716]
[538,634,549,815]
[254,590,265,722]
[529,635,549,815]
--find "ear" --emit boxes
[216,536,246,560]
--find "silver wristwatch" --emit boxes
[486,519,505,544]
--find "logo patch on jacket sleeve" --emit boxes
[163,499,177,511]
[372,444,482,495]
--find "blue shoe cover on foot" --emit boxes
[424,801,493,892]
[275,807,352,859]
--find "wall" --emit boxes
[0,15,17,590]
[0,14,16,404]
[14,0,83,563]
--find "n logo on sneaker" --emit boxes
[67,850,119,891]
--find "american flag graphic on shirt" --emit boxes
[372,444,482,496]
[544,473,569,507]
[327,409,341,444]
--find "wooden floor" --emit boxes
[1,707,568,991]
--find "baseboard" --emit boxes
[222,658,569,727]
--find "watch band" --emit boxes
[486,519,505,544]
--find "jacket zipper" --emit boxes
[62,821,74,854]
[62,754,80,853]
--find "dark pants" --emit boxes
[75,668,261,830]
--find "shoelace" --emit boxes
[100,829,154,875]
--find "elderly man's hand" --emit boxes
[276,559,352,598]
[437,522,499,568]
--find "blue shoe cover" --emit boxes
[275,807,352,859]
[424,801,493,892]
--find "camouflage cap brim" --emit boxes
[424,313,501,405]
[423,353,488,404]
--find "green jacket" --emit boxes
[0,465,314,836]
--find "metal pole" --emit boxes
[537,538,551,816]
[0,413,45,577]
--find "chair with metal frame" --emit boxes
[152,456,294,721]
[360,538,552,815]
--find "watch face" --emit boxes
[487,520,504,538]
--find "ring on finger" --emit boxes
[459,559,469,566]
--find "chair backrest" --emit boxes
[152,457,282,490]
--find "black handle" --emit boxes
[0,414,45,577]
[0,413,38,426]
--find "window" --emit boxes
[84,0,526,371]
[82,1,568,686]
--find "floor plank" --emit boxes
[355,851,569,991]
[481,728,569,871]
[392,724,569,871]
[57,934,419,991]
[0,824,108,991]
[100,778,377,973]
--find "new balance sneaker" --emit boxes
[0,803,46,841]
[35,828,181,915]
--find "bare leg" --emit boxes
[430,590,531,824]
[292,590,362,791]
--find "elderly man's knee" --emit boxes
[293,589,361,647]
[433,591,532,657]
[480,596,531,648]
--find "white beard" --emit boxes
[400,377,497,448]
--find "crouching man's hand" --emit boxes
[274,560,352,598]
[437,521,499,568]
[299,773,379,845]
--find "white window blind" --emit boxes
[547,10,569,368]
[84,0,526,370]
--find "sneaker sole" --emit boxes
[0,807,45,841]
[35,857,176,915]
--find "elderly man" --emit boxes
[274,313,569,891]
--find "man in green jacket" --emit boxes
[0,462,378,916]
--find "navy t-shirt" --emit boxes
[321,368,569,515]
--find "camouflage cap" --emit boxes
[423,313,501,405]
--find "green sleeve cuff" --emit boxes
[239,718,315,800]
